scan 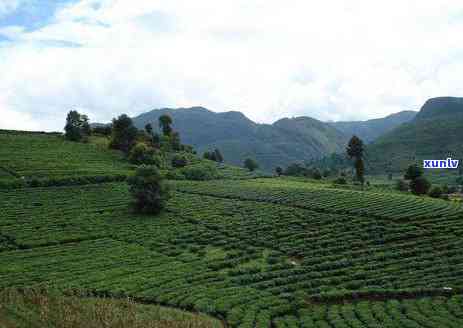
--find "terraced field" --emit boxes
[1,179,463,327]
[0,130,131,179]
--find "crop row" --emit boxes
[1,182,463,326]
[0,132,131,179]
[172,179,463,221]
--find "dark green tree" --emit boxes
[171,131,181,151]
[275,166,283,176]
[203,151,211,160]
[346,135,365,187]
[244,158,258,171]
[127,165,170,214]
[109,114,138,153]
[171,154,188,168]
[428,186,443,198]
[311,168,322,180]
[214,149,224,163]
[64,110,90,142]
[128,143,157,165]
[159,114,173,136]
[410,176,431,196]
[145,123,153,136]
[404,164,423,180]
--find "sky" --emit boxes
[1,0,463,131]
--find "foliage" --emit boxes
[171,131,182,151]
[144,123,153,136]
[284,163,307,176]
[64,110,90,142]
[346,135,365,186]
[244,158,258,171]
[181,163,219,181]
[128,143,157,165]
[333,176,347,185]
[275,166,283,176]
[395,179,409,192]
[109,114,138,153]
[410,176,431,195]
[0,288,221,328]
[172,154,188,168]
[213,149,223,162]
[159,114,173,136]
[127,165,170,214]
[404,164,423,180]
[91,125,112,136]
[311,168,322,180]
[428,186,443,198]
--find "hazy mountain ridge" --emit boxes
[329,111,417,143]
[366,97,463,173]
[130,106,415,171]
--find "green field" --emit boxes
[1,179,463,326]
[1,131,463,327]
[0,130,131,180]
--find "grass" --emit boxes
[1,131,463,327]
[0,131,131,180]
[1,180,463,326]
[0,288,222,328]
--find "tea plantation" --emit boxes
[1,132,463,327]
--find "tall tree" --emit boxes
[244,158,258,172]
[404,164,423,180]
[64,110,90,142]
[171,131,181,151]
[214,149,224,163]
[159,114,173,136]
[145,123,153,136]
[346,135,365,187]
[127,165,170,214]
[109,114,138,153]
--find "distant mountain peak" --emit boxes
[416,97,463,120]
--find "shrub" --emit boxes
[244,158,258,172]
[428,186,443,198]
[172,155,188,168]
[404,164,423,180]
[275,167,283,176]
[128,143,157,165]
[396,179,409,192]
[311,169,322,180]
[410,177,431,195]
[165,170,186,180]
[333,177,347,185]
[127,166,170,214]
[182,165,218,181]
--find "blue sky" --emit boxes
[1,0,463,131]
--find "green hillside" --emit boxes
[131,107,348,171]
[0,130,131,180]
[329,110,416,143]
[366,97,463,175]
[1,130,463,327]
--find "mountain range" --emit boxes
[130,107,415,171]
[366,97,463,173]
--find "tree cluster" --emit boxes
[64,110,90,142]
[404,164,431,196]
[203,149,224,162]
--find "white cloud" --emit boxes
[0,0,24,18]
[1,0,463,131]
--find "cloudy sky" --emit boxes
[1,0,463,131]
